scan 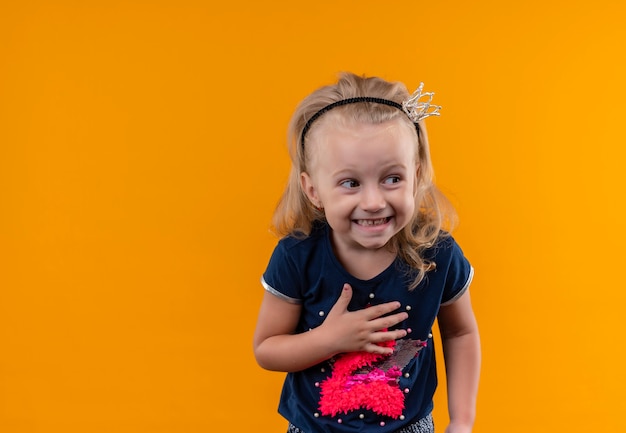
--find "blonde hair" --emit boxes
[272,72,457,289]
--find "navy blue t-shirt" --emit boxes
[262,222,473,433]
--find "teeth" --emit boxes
[357,218,387,226]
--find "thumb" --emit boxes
[331,283,353,312]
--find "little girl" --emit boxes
[254,73,480,433]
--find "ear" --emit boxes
[300,171,322,208]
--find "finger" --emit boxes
[369,311,409,330]
[365,342,394,355]
[371,328,408,343]
[363,301,405,320]
[329,283,353,313]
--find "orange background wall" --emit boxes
[1,1,625,432]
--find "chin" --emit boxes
[358,238,394,251]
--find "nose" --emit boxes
[360,184,386,213]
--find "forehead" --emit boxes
[305,116,417,171]
[308,109,416,140]
[307,113,417,152]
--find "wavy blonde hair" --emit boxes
[272,72,457,289]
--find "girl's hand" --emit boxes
[253,283,408,372]
[321,283,408,355]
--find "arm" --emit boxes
[437,290,481,433]
[253,283,409,372]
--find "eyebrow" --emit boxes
[331,163,409,178]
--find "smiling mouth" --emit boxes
[354,217,391,226]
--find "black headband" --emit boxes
[300,97,419,149]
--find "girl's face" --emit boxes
[301,118,417,256]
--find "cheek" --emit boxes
[314,183,336,205]
[401,194,415,210]
[400,190,416,216]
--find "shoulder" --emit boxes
[426,233,473,305]
[262,221,331,303]
[275,221,328,252]
[423,232,464,262]
[265,221,329,277]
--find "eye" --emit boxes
[340,179,360,189]
[383,176,401,185]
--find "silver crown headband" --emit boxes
[300,82,441,149]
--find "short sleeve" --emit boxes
[440,238,474,306]
[261,240,303,304]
